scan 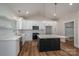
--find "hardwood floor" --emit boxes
[18,40,79,56]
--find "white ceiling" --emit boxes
[4,3,79,19]
[45,3,79,19]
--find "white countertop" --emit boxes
[0,35,21,40]
[0,30,27,40]
[38,35,68,39]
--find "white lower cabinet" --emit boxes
[0,39,20,56]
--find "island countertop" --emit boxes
[38,34,68,39]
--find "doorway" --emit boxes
[65,21,74,46]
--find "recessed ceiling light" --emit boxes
[26,11,29,14]
[69,3,73,5]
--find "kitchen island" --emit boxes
[37,35,67,52]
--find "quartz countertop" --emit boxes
[0,32,23,40]
[0,35,21,40]
[38,35,68,39]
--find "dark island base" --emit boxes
[37,38,60,52]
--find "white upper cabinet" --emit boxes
[0,16,16,29]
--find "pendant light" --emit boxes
[51,3,58,21]
[54,3,57,16]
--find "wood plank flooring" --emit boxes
[18,40,79,56]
